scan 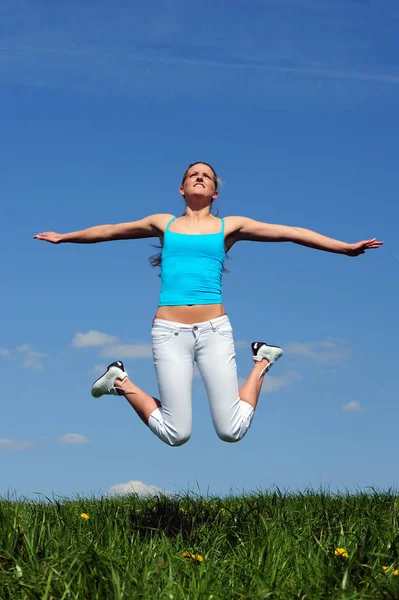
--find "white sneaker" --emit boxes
[91,361,129,398]
[251,342,283,378]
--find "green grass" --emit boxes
[1,490,399,599]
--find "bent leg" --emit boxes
[149,321,194,446]
[116,322,195,446]
[196,318,255,443]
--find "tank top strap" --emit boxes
[165,216,176,232]
[220,218,225,235]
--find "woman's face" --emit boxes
[180,163,218,201]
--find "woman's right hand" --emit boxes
[33,232,64,244]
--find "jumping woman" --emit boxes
[34,162,383,446]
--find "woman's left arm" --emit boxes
[228,216,383,256]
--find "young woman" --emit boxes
[34,162,383,446]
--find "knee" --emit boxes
[165,430,191,447]
[216,428,242,444]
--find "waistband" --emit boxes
[152,314,229,331]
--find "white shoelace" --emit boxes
[258,361,273,379]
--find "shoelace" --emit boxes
[258,361,273,379]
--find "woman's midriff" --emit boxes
[155,304,226,324]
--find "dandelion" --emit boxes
[80,513,89,520]
[334,547,349,558]
[382,566,398,575]
[182,552,204,563]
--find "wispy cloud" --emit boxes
[1,0,398,103]
[17,344,47,369]
[238,370,300,394]
[90,364,107,375]
[343,401,363,413]
[101,344,152,359]
[235,340,248,349]
[285,339,351,365]
[108,480,167,497]
[73,331,152,359]
[72,330,118,348]
[0,344,46,368]
[0,438,33,451]
[58,433,90,444]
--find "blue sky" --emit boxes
[1,0,397,499]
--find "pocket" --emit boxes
[215,324,233,339]
[151,327,174,345]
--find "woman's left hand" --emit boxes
[345,238,384,256]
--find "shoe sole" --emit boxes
[91,362,126,398]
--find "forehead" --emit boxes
[186,163,214,177]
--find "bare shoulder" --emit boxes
[147,213,175,233]
[223,216,248,237]
[223,216,248,250]
[117,214,175,240]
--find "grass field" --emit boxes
[1,490,399,599]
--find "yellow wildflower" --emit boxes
[382,566,398,575]
[80,513,89,520]
[334,548,349,558]
[182,552,203,563]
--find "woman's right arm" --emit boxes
[33,214,174,244]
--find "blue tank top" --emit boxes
[159,217,226,306]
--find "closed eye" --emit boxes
[189,172,211,179]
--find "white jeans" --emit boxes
[147,315,254,446]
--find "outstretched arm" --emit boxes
[228,217,383,256]
[33,214,174,244]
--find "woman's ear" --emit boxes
[179,186,185,197]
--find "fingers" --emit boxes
[366,240,383,249]
[361,239,383,250]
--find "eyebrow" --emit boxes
[188,170,213,177]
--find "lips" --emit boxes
[194,183,205,187]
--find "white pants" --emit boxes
[147,315,255,446]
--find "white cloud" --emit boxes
[285,339,351,365]
[0,348,10,356]
[101,344,152,358]
[58,433,90,444]
[261,372,300,393]
[343,401,363,413]
[72,330,118,348]
[235,340,248,349]
[108,480,166,497]
[0,438,33,451]
[90,364,107,375]
[17,344,47,369]
[238,370,300,394]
